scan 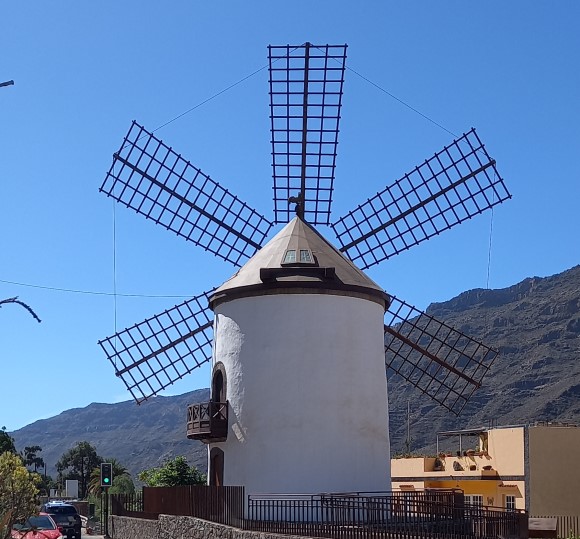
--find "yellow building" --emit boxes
[391,423,580,515]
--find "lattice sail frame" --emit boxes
[269,43,347,225]
[98,44,511,411]
[384,296,498,415]
[100,121,273,268]
[98,291,214,403]
[332,128,511,270]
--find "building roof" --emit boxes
[438,428,487,437]
[210,216,390,310]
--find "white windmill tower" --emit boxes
[208,216,391,493]
[98,43,510,495]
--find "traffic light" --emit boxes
[100,462,113,488]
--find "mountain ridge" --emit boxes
[11,388,209,479]
[390,264,580,454]
[11,265,580,477]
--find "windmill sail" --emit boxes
[384,296,498,415]
[269,43,347,225]
[100,121,273,267]
[97,44,510,414]
[98,291,214,404]
[332,128,511,269]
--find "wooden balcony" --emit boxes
[186,401,228,443]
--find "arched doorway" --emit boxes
[209,447,224,486]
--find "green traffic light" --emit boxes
[101,463,113,487]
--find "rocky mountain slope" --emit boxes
[11,265,580,477]
[388,265,580,454]
[11,388,208,479]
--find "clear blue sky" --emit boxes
[1,2,579,432]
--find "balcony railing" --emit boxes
[186,401,228,442]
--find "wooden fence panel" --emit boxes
[141,485,244,527]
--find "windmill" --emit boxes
[98,43,511,493]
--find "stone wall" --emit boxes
[110,515,159,539]
[111,515,311,539]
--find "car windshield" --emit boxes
[50,515,73,524]
[18,516,56,531]
[46,506,76,515]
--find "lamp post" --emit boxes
[0,80,14,88]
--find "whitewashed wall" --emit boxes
[210,292,391,495]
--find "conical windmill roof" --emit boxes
[210,217,389,310]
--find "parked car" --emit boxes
[39,503,81,539]
[12,513,62,539]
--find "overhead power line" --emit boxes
[0,278,192,299]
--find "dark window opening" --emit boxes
[209,447,224,487]
[212,369,225,403]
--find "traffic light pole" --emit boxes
[100,463,113,539]
[103,487,110,539]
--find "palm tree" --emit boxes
[23,446,44,472]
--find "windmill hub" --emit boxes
[288,192,304,219]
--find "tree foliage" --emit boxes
[109,474,135,495]
[138,456,205,487]
[0,452,39,539]
[0,428,16,455]
[36,474,55,497]
[56,441,102,499]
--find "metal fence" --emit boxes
[244,491,528,539]
[531,515,580,538]
[110,488,528,539]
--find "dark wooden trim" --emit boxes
[210,281,389,310]
[260,266,336,281]
[186,401,228,442]
[209,447,225,487]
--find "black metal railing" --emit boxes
[244,490,528,539]
[111,488,528,539]
[186,401,228,442]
